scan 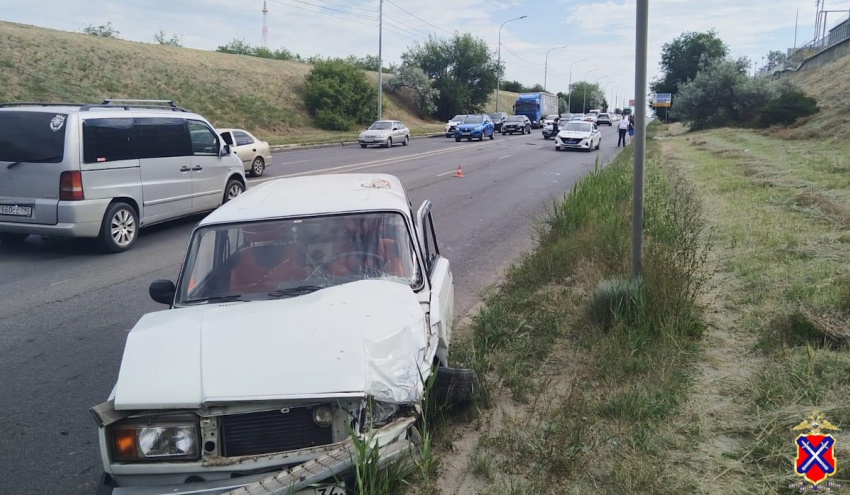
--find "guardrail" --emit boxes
[787,16,850,68]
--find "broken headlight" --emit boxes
[111,422,199,461]
[368,401,399,426]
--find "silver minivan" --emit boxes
[0,100,247,252]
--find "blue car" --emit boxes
[454,115,495,142]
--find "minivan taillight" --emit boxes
[59,171,84,201]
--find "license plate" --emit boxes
[0,205,32,217]
[462,131,470,134]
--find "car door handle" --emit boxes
[192,166,202,171]
[180,166,190,172]
[252,149,256,152]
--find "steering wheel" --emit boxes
[305,251,387,285]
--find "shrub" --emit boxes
[757,82,819,127]
[83,22,119,38]
[304,59,377,131]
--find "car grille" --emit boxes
[564,138,581,144]
[221,408,333,457]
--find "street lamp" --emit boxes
[544,45,569,92]
[567,58,586,113]
[582,68,599,113]
[595,75,608,111]
[496,15,528,112]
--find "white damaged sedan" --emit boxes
[93,174,476,494]
[554,121,602,152]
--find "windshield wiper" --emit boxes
[6,155,63,169]
[267,285,325,298]
[184,295,247,304]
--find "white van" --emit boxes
[0,100,247,252]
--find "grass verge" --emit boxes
[445,122,711,493]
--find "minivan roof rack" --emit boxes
[79,99,189,112]
[0,102,93,108]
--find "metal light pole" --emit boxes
[582,68,599,113]
[632,0,649,278]
[567,58,586,113]
[496,15,527,112]
[377,0,383,120]
[595,75,608,111]
[544,45,568,92]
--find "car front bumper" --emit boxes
[358,137,389,145]
[555,138,591,149]
[99,473,343,495]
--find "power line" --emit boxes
[383,12,431,38]
[308,0,376,13]
[383,22,423,42]
[271,0,375,20]
[268,0,376,27]
[386,0,454,35]
[500,43,545,66]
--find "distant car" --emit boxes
[596,113,612,126]
[555,121,602,152]
[501,115,531,135]
[560,113,573,120]
[583,114,598,124]
[570,114,585,121]
[358,120,410,148]
[445,114,469,137]
[488,112,508,131]
[218,129,272,177]
[455,115,495,142]
[542,114,560,127]
[542,118,565,140]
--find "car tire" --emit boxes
[224,178,244,204]
[385,137,392,148]
[0,233,28,244]
[97,202,138,253]
[432,367,480,407]
[403,135,409,146]
[455,137,461,142]
[502,131,506,135]
[250,157,265,177]
[596,139,601,150]
[526,127,531,134]
[490,132,494,140]
[544,135,550,140]
[360,144,367,148]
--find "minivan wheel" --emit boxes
[224,179,244,203]
[0,233,28,244]
[250,157,265,177]
[98,202,138,253]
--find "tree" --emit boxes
[766,50,787,67]
[568,81,603,113]
[601,98,609,113]
[500,80,525,93]
[757,81,818,127]
[216,39,253,55]
[385,65,439,116]
[304,59,377,131]
[651,30,728,97]
[83,22,119,38]
[528,83,545,93]
[153,31,183,47]
[401,33,501,120]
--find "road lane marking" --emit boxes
[498,155,510,159]
[277,159,309,165]
[51,279,71,286]
[436,170,457,177]
[250,143,482,183]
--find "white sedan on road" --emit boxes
[218,128,272,177]
[359,120,410,148]
[555,121,602,152]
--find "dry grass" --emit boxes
[0,20,441,145]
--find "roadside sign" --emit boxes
[653,93,672,107]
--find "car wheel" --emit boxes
[385,137,392,148]
[97,202,138,253]
[502,131,506,135]
[360,144,367,148]
[596,139,601,150]
[544,135,550,140]
[455,137,461,142]
[250,157,265,177]
[490,131,494,140]
[432,367,480,407]
[0,233,28,244]
[224,178,244,203]
[403,135,409,146]
[527,127,531,134]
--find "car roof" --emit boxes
[199,173,411,226]
[216,128,253,134]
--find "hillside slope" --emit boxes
[781,53,850,140]
[0,21,439,143]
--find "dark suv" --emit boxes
[488,112,508,131]
[501,115,532,135]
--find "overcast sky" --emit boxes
[0,0,830,107]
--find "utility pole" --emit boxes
[544,45,568,92]
[632,0,648,278]
[793,8,799,53]
[567,58,586,113]
[261,0,269,49]
[377,0,383,120]
[496,15,527,113]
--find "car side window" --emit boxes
[233,131,254,147]
[220,132,234,146]
[187,121,220,155]
[421,212,440,274]
[83,118,136,164]
[133,118,192,159]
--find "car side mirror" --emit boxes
[220,144,231,157]
[393,127,398,131]
[149,279,176,305]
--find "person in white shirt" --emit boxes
[617,115,629,147]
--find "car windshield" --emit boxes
[0,111,67,164]
[451,115,466,121]
[515,102,538,112]
[506,117,524,122]
[563,122,592,133]
[176,212,421,305]
[599,114,609,118]
[462,116,483,124]
[369,122,392,130]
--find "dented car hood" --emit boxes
[113,280,434,410]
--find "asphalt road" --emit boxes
[0,125,623,494]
